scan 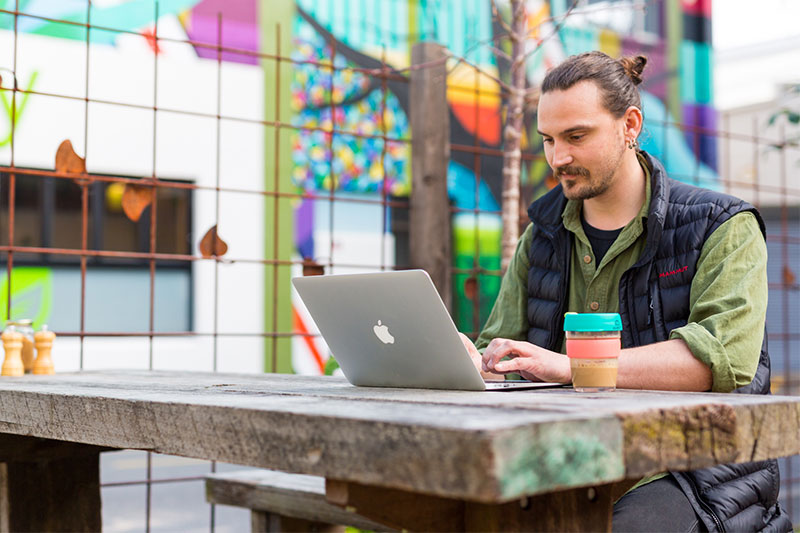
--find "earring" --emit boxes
[627,138,638,150]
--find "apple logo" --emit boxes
[373,320,395,344]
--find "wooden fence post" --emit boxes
[410,42,451,310]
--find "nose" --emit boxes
[550,141,573,168]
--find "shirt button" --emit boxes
[590,301,600,311]
[583,254,592,264]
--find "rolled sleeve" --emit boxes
[668,212,767,392]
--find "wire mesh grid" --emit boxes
[0,1,798,530]
[0,2,412,530]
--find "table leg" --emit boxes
[326,479,618,532]
[0,435,106,532]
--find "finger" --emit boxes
[494,359,521,373]
[482,339,520,369]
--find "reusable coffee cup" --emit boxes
[564,312,622,392]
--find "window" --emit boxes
[1,171,193,332]
[0,171,192,264]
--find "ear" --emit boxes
[622,105,643,139]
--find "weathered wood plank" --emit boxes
[0,371,798,503]
[0,434,110,462]
[620,401,800,476]
[410,41,451,309]
[327,479,616,532]
[327,478,465,532]
[0,372,626,502]
[206,469,391,531]
[0,446,101,532]
[464,483,615,532]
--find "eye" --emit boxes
[570,134,584,142]
[543,137,554,144]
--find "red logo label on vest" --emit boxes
[659,265,688,278]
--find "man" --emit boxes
[460,51,791,532]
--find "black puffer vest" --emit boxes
[525,151,791,532]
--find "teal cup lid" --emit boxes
[563,312,622,332]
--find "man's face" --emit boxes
[536,81,628,201]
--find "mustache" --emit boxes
[555,166,590,178]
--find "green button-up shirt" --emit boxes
[475,163,767,394]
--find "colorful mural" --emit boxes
[290,0,720,335]
[0,0,720,370]
[290,20,410,196]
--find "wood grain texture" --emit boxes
[206,469,390,531]
[410,42,451,309]
[0,371,797,504]
[0,451,101,532]
[0,434,109,463]
[327,479,615,532]
[464,483,615,532]
[327,478,464,532]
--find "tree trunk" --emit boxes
[501,0,527,271]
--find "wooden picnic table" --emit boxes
[0,369,799,532]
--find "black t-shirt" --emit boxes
[580,215,623,265]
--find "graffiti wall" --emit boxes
[288,0,719,356]
[0,0,718,375]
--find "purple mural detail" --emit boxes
[295,197,315,259]
[682,103,718,172]
[186,0,259,65]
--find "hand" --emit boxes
[482,338,571,383]
[458,333,498,380]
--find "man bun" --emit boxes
[541,51,646,118]
[618,55,647,86]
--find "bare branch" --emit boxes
[521,0,580,63]
[513,0,527,23]
[460,0,654,69]
[491,0,514,37]
[445,55,514,94]
[487,45,512,64]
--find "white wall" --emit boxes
[0,15,266,373]
[713,1,800,208]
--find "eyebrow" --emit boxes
[537,125,593,137]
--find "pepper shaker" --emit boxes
[33,325,55,375]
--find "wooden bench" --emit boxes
[205,469,394,532]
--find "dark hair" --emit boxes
[541,51,647,118]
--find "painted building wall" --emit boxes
[0,0,719,376]
[0,1,266,373]
[289,0,719,371]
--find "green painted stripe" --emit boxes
[666,0,683,121]
[260,0,295,374]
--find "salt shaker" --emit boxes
[6,319,34,373]
[1,325,24,377]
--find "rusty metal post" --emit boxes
[410,42,451,310]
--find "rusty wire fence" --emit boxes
[0,2,413,530]
[0,2,799,531]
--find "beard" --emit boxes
[556,144,626,201]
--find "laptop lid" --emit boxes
[292,270,489,391]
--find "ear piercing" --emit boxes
[627,138,638,150]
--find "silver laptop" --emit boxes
[292,270,564,391]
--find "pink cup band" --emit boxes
[566,338,621,359]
